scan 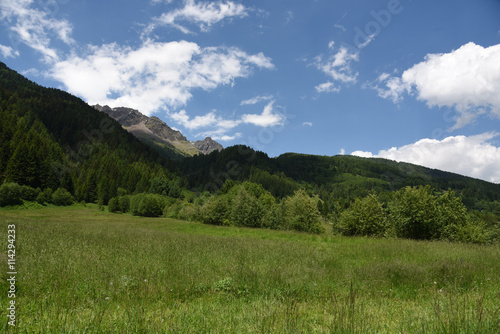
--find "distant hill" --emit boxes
[94,105,222,159]
[178,145,500,211]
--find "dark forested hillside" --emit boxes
[179,146,500,212]
[0,62,180,204]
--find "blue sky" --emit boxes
[1,0,500,183]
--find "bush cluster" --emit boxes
[0,182,73,207]
[337,186,490,243]
[108,181,323,234]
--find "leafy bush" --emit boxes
[139,194,165,217]
[338,193,390,237]
[283,190,323,233]
[200,196,230,225]
[20,185,40,201]
[229,186,264,227]
[130,193,165,217]
[52,188,74,206]
[119,195,131,213]
[0,182,23,206]
[108,195,131,213]
[36,188,53,205]
[389,186,441,240]
[108,197,120,213]
[130,193,146,216]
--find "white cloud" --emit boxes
[199,128,242,141]
[315,81,340,94]
[144,0,248,35]
[170,110,218,129]
[352,132,500,183]
[242,100,285,127]
[240,94,273,105]
[0,44,19,58]
[50,40,274,115]
[314,44,359,92]
[303,122,313,127]
[169,109,243,141]
[376,42,500,129]
[0,0,74,62]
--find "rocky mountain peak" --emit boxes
[94,105,222,157]
[194,137,224,155]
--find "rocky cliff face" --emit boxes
[194,137,224,154]
[94,105,222,157]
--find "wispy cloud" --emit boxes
[375,42,500,130]
[0,0,74,62]
[144,0,248,35]
[240,94,273,105]
[334,23,346,32]
[352,132,500,183]
[314,42,359,93]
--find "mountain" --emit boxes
[1,61,499,216]
[0,62,180,204]
[194,137,224,155]
[94,105,222,159]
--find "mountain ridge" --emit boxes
[93,104,223,158]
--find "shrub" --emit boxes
[389,186,441,240]
[139,194,165,217]
[108,197,120,213]
[52,188,74,206]
[130,193,165,217]
[262,202,286,230]
[20,185,40,201]
[229,187,263,227]
[119,195,131,213]
[283,190,323,233]
[36,188,53,205]
[338,193,390,237]
[0,182,22,206]
[130,193,146,216]
[200,196,230,225]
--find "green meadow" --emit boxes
[1,205,499,333]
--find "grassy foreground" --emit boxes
[0,206,499,333]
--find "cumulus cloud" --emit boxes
[50,40,274,115]
[144,0,248,35]
[0,0,73,62]
[352,132,500,183]
[314,43,359,93]
[241,100,285,127]
[376,42,500,129]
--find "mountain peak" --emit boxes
[94,105,222,157]
[194,137,224,155]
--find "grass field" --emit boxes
[1,205,499,333]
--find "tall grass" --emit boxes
[1,205,499,333]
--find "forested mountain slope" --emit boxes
[179,146,500,211]
[0,62,180,204]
